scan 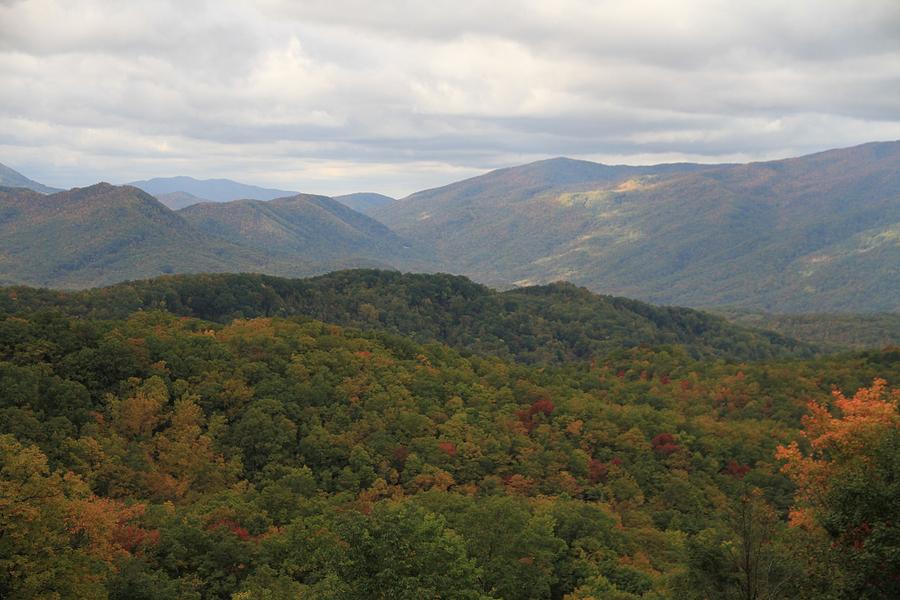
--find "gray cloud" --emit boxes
[1,0,899,197]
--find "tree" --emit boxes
[264,501,491,599]
[682,488,796,600]
[776,379,900,599]
[0,435,104,598]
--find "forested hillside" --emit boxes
[0,270,815,362]
[718,310,900,351]
[2,144,899,314]
[178,196,415,263]
[1,299,897,598]
[0,184,310,288]
[0,185,411,288]
[375,142,900,312]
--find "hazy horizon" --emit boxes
[4,139,900,199]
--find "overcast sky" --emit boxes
[2,0,899,197]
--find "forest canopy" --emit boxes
[0,271,897,599]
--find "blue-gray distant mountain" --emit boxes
[155,190,210,210]
[0,162,62,194]
[129,176,297,202]
[334,192,395,215]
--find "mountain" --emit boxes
[0,183,320,288]
[0,269,817,363]
[335,192,395,214]
[155,190,209,210]
[374,142,900,312]
[178,194,420,265]
[0,162,62,194]
[372,157,720,288]
[129,175,297,202]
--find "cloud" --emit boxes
[1,0,898,196]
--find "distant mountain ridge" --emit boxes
[0,162,62,194]
[335,192,395,214]
[0,183,312,288]
[0,184,413,288]
[2,142,899,312]
[155,190,209,210]
[178,193,418,264]
[374,141,900,312]
[129,175,297,202]
[135,177,397,215]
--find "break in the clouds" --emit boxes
[1,0,899,196]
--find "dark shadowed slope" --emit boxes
[374,142,900,312]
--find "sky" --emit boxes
[1,0,900,197]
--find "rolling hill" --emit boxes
[0,269,817,363]
[0,184,423,288]
[374,142,900,312]
[129,175,297,202]
[335,192,395,214]
[0,162,62,194]
[178,193,420,265]
[0,183,311,288]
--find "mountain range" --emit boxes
[128,175,297,203]
[0,184,406,288]
[1,141,898,312]
[129,176,397,215]
[178,193,415,263]
[375,141,900,312]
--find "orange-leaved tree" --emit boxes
[776,379,899,599]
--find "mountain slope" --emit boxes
[0,184,320,288]
[373,158,720,288]
[0,162,62,193]
[178,194,420,265]
[0,269,817,363]
[374,142,900,312]
[335,192,395,214]
[129,175,296,202]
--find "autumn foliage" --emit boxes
[0,290,898,599]
[776,378,899,528]
[776,379,900,598]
